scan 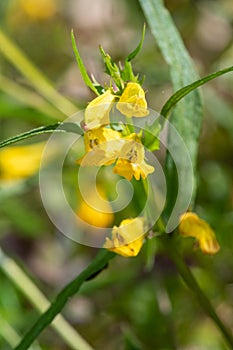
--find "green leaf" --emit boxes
[71,30,100,96]
[139,0,202,227]
[120,25,146,83]
[14,249,115,350]
[142,121,161,151]
[126,24,146,62]
[99,45,123,90]
[0,123,83,149]
[161,65,233,121]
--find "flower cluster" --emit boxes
[73,31,220,258]
[73,33,154,256]
[77,83,154,181]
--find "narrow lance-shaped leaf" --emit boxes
[160,65,233,120]
[71,30,100,96]
[139,0,202,231]
[126,23,146,62]
[121,25,146,83]
[0,123,83,149]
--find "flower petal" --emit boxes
[84,90,115,129]
[77,127,122,166]
[116,82,149,118]
[179,212,220,255]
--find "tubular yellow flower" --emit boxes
[77,186,114,228]
[104,217,145,257]
[0,142,47,181]
[84,90,116,130]
[116,82,149,118]
[179,212,220,255]
[77,126,122,166]
[113,136,154,180]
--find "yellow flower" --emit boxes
[77,186,114,228]
[0,142,48,182]
[113,135,154,180]
[114,159,154,181]
[179,212,220,255]
[77,127,122,166]
[116,82,149,118]
[104,217,145,257]
[77,128,154,181]
[19,0,56,21]
[84,90,116,130]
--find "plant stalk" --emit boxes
[0,248,100,350]
[160,237,233,349]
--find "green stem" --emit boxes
[160,236,233,349]
[0,248,95,350]
[0,28,77,117]
[13,249,115,350]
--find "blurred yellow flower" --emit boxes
[116,82,149,118]
[0,142,47,182]
[19,0,56,21]
[179,212,220,255]
[77,126,122,166]
[84,90,116,130]
[77,186,114,228]
[113,135,154,180]
[104,217,145,257]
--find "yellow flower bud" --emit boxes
[84,90,115,130]
[179,212,220,255]
[104,217,145,257]
[116,82,149,118]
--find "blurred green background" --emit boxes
[0,0,233,349]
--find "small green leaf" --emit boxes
[71,30,99,95]
[120,60,136,83]
[142,121,161,151]
[126,24,146,62]
[120,25,146,84]
[99,45,123,90]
